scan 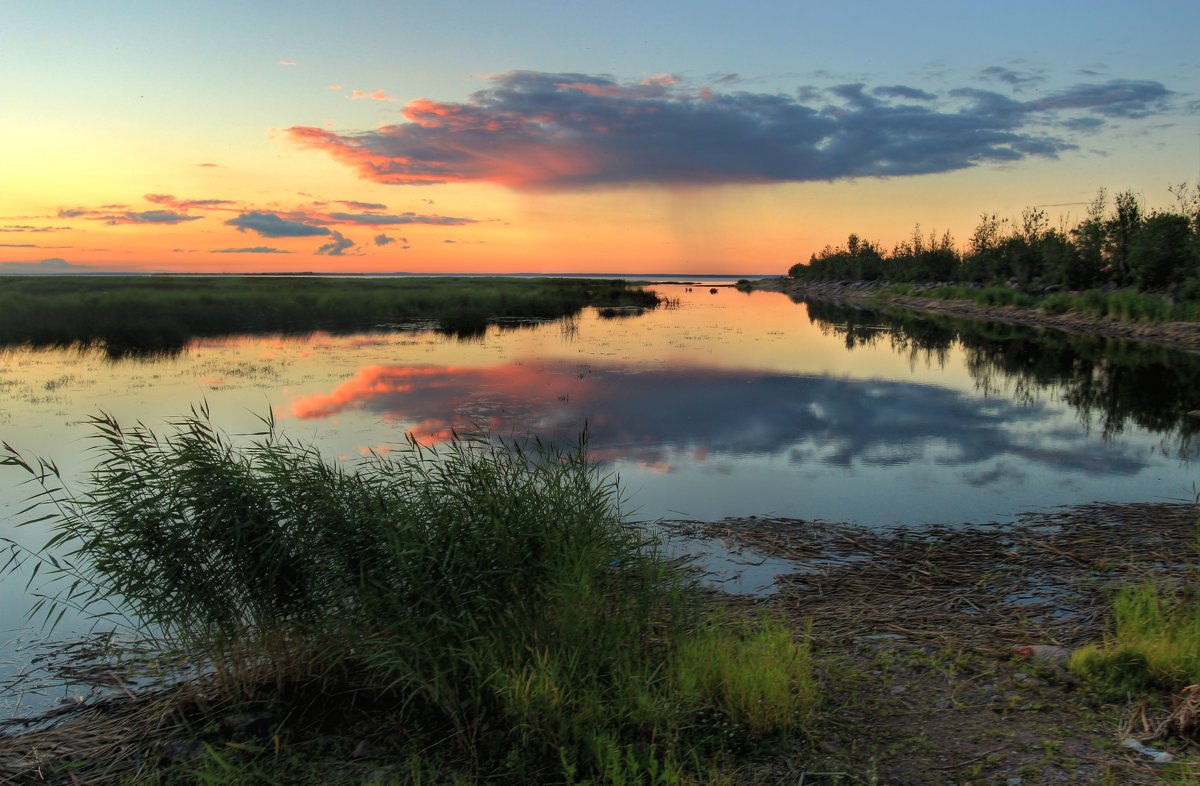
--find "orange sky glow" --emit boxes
[3,3,1196,276]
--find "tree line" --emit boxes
[790,185,1200,296]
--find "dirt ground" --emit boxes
[661,502,1199,784]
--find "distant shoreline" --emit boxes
[745,277,1200,355]
[0,271,773,281]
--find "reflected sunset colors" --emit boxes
[248,285,1194,524]
[1,284,1196,532]
[2,282,1198,642]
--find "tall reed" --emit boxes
[1,408,816,781]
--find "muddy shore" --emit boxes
[748,277,1200,356]
[657,502,1199,783]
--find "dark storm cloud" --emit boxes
[286,70,1176,190]
[225,211,331,238]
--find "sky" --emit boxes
[2,1,1198,275]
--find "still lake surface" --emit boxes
[1,281,1197,702]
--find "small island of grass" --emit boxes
[0,276,662,358]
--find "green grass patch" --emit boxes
[0,275,661,357]
[672,618,815,738]
[1070,581,1200,696]
[1,410,816,783]
[924,285,1036,307]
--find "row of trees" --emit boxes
[790,185,1200,295]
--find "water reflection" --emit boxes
[804,300,1200,458]
[284,359,1149,487]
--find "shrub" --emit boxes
[1040,293,1073,315]
[1,409,818,781]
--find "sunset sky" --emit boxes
[3,1,1197,275]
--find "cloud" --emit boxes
[1,225,71,233]
[104,210,203,225]
[145,194,237,210]
[213,246,293,254]
[285,70,1176,190]
[278,60,298,66]
[226,211,331,238]
[337,200,387,210]
[58,206,203,225]
[350,89,397,102]
[0,243,36,248]
[198,162,219,167]
[0,258,89,274]
[1026,79,1174,119]
[316,230,355,255]
[374,234,408,247]
[324,211,477,226]
[872,85,936,101]
[980,66,1045,89]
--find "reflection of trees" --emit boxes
[805,301,1200,458]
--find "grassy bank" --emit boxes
[0,276,661,357]
[881,283,1200,323]
[0,412,814,784]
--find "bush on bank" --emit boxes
[1,410,816,782]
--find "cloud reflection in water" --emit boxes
[286,360,1146,484]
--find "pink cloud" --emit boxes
[351,89,396,102]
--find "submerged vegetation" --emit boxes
[790,184,1200,320]
[0,411,814,783]
[0,276,661,358]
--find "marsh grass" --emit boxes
[1070,581,1200,696]
[671,618,815,738]
[1069,500,1200,702]
[0,276,661,357]
[0,409,815,782]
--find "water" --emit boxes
[1,283,1197,708]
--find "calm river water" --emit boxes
[1,282,1197,705]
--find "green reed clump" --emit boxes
[1,409,816,782]
[672,617,816,738]
[1070,581,1200,696]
